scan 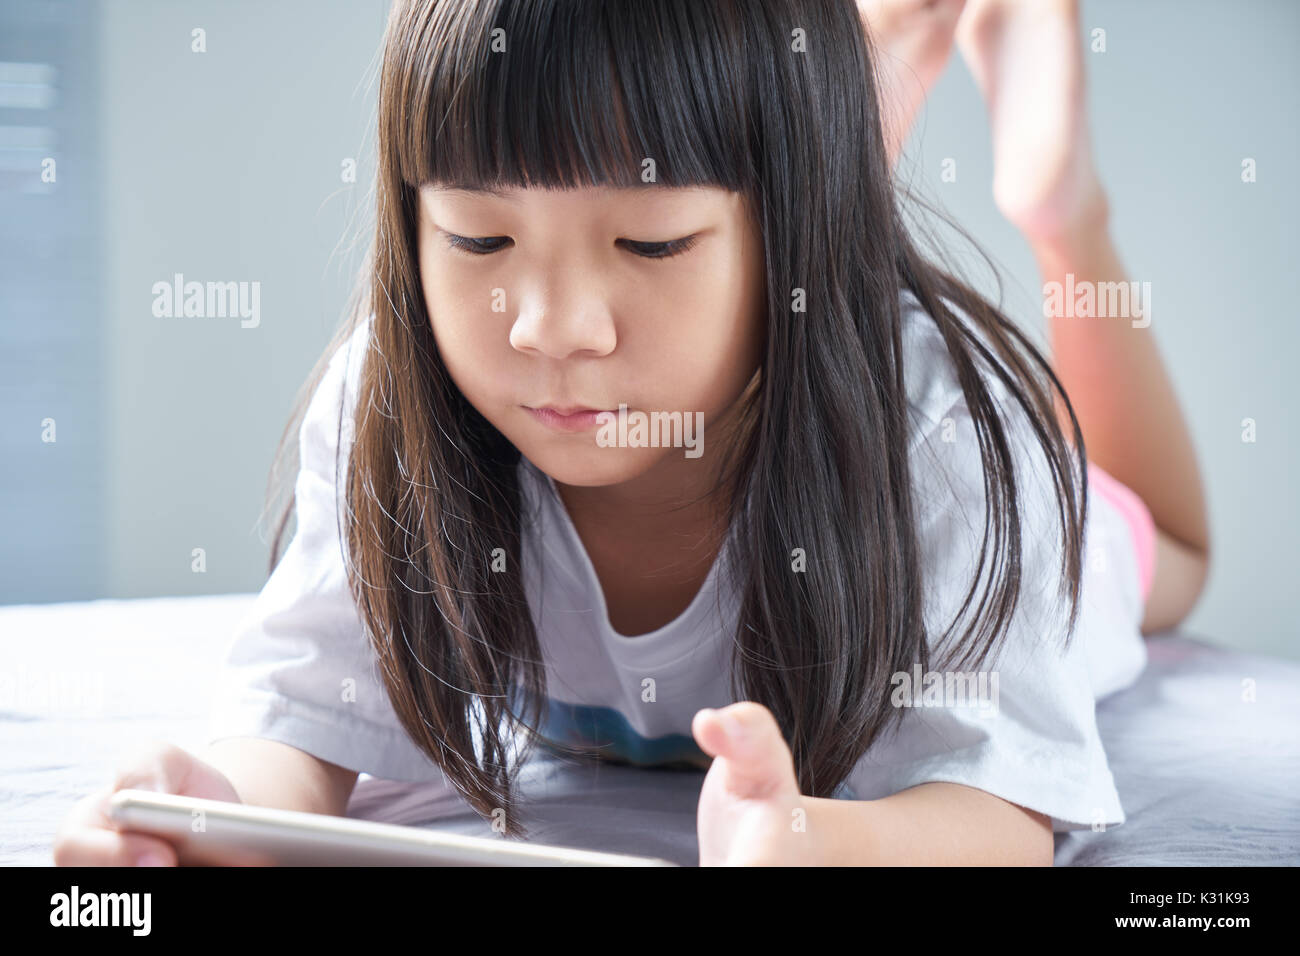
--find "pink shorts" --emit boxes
[1087,461,1157,604]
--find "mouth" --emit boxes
[522,405,618,433]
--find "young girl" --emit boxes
[57,0,1209,866]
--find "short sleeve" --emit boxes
[206,316,445,784]
[845,302,1126,832]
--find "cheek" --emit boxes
[418,254,507,393]
[628,253,762,408]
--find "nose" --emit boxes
[508,271,617,360]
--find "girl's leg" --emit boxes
[858,0,970,166]
[954,0,1211,633]
[1038,224,1211,635]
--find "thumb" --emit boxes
[692,702,797,801]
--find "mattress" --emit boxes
[1,593,1295,866]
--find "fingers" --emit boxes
[52,740,239,867]
[692,702,797,801]
[52,789,178,867]
[111,740,197,795]
[691,708,727,757]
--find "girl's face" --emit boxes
[416,185,765,488]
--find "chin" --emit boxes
[515,440,673,488]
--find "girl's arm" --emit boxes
[54,738,359,866]
[692,703,1058,866]
[805,783,1053,865]
[205,737,359,816]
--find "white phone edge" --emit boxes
[106,789,679,867]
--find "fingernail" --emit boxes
[136,852,168,867]
[720,711,746,741]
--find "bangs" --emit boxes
[386,0,754,191]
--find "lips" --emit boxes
[523,405,617,433]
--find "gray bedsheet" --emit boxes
[2,594,1296,866]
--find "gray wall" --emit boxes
[98,0,387,597]
[3,0,1295,659]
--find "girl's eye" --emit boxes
[618,235,700,260]
[442,233,698,259]
[445,233,511,255]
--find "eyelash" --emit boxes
[443,233,699,260]
[619,235,699,260]
[444,234,511,255]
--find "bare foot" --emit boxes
[859,0,968,164]
[955,0,1108,241]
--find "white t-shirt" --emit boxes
[208,293,1147,832]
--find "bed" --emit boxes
[2,593,1296,866]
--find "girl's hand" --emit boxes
[955,0,1108,242]
[52,741,242,866]
[857,0,969,163]
[691,702,823,866]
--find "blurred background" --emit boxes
[1,0,1295,659]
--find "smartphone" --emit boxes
[106,789,679,867]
